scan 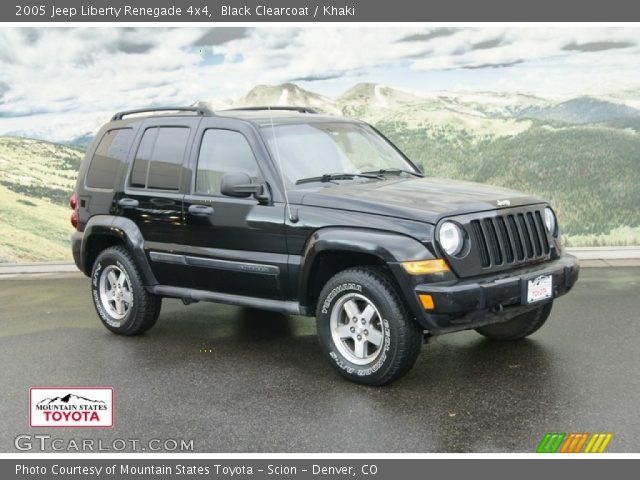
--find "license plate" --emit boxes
[526,274,553,304]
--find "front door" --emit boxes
[182,119,288,299]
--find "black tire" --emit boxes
[90,246,161,336]
[475,302,553,341]
[316,267,422,386]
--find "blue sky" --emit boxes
[0,27,639,140]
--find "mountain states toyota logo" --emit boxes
[29,387,114,428]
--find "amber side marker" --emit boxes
[418,294,435,310]
[401,259,450,275]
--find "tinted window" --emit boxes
[86,128,133,189]
[130,127,189,190]
[196,129,259,195]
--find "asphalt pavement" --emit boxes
[1,268,639,452]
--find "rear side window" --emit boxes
[196,129,260,195]
[130,127,190,191]
[86,128,133,189]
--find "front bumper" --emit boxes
[403,254,580,334]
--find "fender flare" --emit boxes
[297,227,434,307]
[80,215,157,286]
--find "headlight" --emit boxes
[544,208,557,236]
[438,221,464,256]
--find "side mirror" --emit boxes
[220,172,270,203]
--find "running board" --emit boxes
[150,285,305,316]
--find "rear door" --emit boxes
[118,117,200,287]
[182,117,288,299]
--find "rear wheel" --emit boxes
[90,246,161,335]
[475,302,553,341]
[316,267,422,386]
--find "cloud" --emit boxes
[291,73,344,82]
[563,41,635,52]
[0,27,639,141]
[116,40,154,54]
[398,28,457,43]
[470,37,504,50]
[193,28,250,46]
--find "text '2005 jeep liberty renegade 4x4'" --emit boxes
[70,106,579,385]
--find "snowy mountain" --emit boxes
[2,82,640,145]
[232,83,341,115]
[517,96,640,124]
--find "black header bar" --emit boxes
[4,0,640,22]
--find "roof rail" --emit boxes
[111,106,212,121]
[223,106,319,114]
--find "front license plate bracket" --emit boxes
[522,274,553,305]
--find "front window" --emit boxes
[261,122,417,185]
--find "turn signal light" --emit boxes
[401,259,450,275]
[419,294,435,310]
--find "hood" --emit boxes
[294,177,545,224]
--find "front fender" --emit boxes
[298,227,434,307]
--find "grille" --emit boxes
[469,209,551,268]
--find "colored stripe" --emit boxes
[536,433,554,453]
[598,434,613,453]
[560,434,575,453]
[548,433,566,453]
[591,433,606,453]
[567,433,581,453]
[573,433,589,453]
[584,433,599,453]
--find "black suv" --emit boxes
[71,106,579,385]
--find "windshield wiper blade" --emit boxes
[295,172,383,185]
[363,168,423,177]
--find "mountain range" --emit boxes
[0,82,638,262]
[37,394,106,405]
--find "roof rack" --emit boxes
[111,106,212,121]
[223,106,319,114]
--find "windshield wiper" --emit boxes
[363,168,423,177]
[295,172,383,185]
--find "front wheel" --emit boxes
[316,267,423,386]
[475,302,553,341]
[91,246,161,336]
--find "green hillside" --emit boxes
[0,137,81,262]
[376,121,640,246]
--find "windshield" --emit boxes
[261,122,417,185]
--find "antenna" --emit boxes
[267,106,298,223]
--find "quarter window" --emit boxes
[196,129,260,195]
[130,127,190,190]
[86,128,133,189]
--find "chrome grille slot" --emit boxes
[447,207,553,278]
[471,219,490,267]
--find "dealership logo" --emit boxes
[536,432,613,453]
[29,387,114,428]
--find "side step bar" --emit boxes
[150,285,305,316]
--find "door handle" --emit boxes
[118,198,139,208]
[150,197,175,207]
[188,204,214,216]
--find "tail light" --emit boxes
[69,192,79,230]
